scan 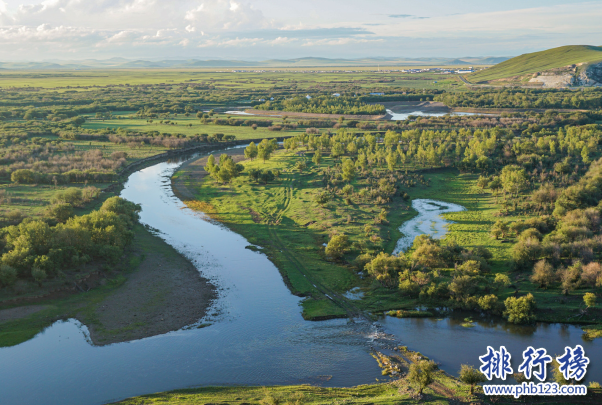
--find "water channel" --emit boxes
[0,147,601,405]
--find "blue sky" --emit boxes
[0,0,600,60]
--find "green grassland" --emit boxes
[82,112,306,140]
[0,69,461,91]
[178,149,601,324]
[468,45,602,83]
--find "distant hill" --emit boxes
[0,56,509,70]
[467,45,602,84]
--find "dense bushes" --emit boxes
[0,197,140,287]
[255,96,386,115]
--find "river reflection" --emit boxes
[381,312,602,382]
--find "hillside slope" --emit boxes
[467,45,602,83]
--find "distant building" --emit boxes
[258,99,266,102]
[456,70,474,74]
[270,97,274,101]
[332,93,341,97]
[306,95,312,99]
[370,92,385,96]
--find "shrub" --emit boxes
[46,203,74,223]
[584,292,597,308]
[407,360,436,395]
[494,273,511,288]
[31,267,47,285]
[0,265,17,287]
[478,294,500,312]
[325,234,349,260]
[459,364,486,395]
[504,293,536,324]
[11,169,35,184]
[530,260,556,288]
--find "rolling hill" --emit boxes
[467,45,602,84]
[0,56,508,70]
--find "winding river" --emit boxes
[1,148,601,405]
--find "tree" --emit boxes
[341,158,356,182]
[500,165,527,196]
[584,292,597,308]
[325,234,349,260]
[365,252,401,286]
[244,142,258,160]
[257,144,272,163]
[46,203,74,223]
[11,169,35,184]
[490,220,509,239]
[530,259,556,288]
[312,149,322,165]
[494,273,511,289]
[296,160,307,173]
[503,293,536,324]
[331,142,344,160]
[459,364,486,395]
[407,360,436,395]
[205,154,217,174]
[386,151,398,172]
[314,191,330,206]
[0,265,17,287]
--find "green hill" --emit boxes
[467,45,602,83]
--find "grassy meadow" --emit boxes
[178,147,602,324]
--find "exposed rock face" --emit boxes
[575,61,602,86]
[527,61,602,88]
[529,74,574,87]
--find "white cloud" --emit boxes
[0,0,598,60]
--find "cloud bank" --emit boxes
[0,0,599,60]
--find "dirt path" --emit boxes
[83,226,217,346]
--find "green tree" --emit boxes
[46,203,74,223]
[325,234,349,260]
[386,151,398,172]
[0,265,17,287]
[584,292,597,308]
[11,169,35,184]
[504,293,536,324]
[500,165,527,196]
[365,252,402,286]
[341,158,356,182]
[494,273,511,289]
[257,144,272,163]
[244,142,258,160]
[490,220,509,239]
[312,149,322,165]
[459,365,486,395]
[331,142,344,160]
[407,360,436,395]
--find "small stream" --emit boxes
[0,149,601,405]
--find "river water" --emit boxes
[0,149,601,405]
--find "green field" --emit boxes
[0,69,461,90]
[82,112,305,140]
[467,45,602,83]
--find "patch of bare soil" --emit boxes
[83,234,217,346]
[0,305,50,322]
[172,148,246,200]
